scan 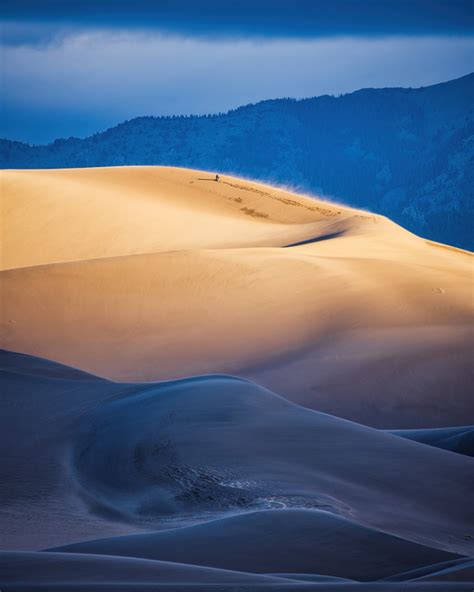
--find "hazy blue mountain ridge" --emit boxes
[1,73,473,249]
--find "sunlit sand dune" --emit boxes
[1,166,472,426]
[1,166,346,270]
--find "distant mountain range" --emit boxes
[1,73,473,249]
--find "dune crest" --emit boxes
[1,166,353,270]
[52,509,460,581]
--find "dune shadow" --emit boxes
[284,230,345,247]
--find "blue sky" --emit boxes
[1,1,473,144]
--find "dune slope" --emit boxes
[0,551,297,588]
[1,167,472,427]
[0,166,342,270]
[1,350,473,558]
[391,426,474,457]
[52,509,460,581]
[68,373,474,556]
[4,552,474,591]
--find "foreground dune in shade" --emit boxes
[1,349,473,590]
[2,349,473,557]
[52,509,460,581]
[1,166,472,427]
[0,551,297,588]
[4,553,474,591]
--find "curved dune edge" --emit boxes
[3,552,473,590]
[382,558,474,583]
[51,509,461,581]
[0,551,298,586]
[390,426,474,457]
[0,166,364,271]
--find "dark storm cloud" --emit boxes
[2,0,474,45]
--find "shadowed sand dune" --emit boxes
[0,551,299,588]
[382,559,474,583]
[1,167,473,427]
[67,374,474,556]
[391,426,474,457]
[52,509,460,581]
[1,350,473,590]
[1,350,473,558]
[3,553,474,591]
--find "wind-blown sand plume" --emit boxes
[1,166,472,426]
[0,166,342,270]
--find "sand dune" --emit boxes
[404,561,474,584]
[1,167,472,427]
[0,551,298,588]
[1,350,473,557]
[1,349,473,589]
[1,166,473,589]
[53,509,460,581]
[391,426,474,457]
[0,166,346,270]
[383,559,474,584]
[4,553,474,591]
[68,373,474,556]
[0,350,150,550]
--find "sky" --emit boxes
[1,1,473,145]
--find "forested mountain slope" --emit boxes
[1,73,473,249]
